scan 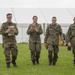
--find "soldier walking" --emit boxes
[1,13,19,68]
[44,17,63,65]
[27,16,43,65]
[66,17,75,66]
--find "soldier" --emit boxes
[27,16,43,65]
[44,17,63,65]
[1,13,19,68]
[66,17,75,66]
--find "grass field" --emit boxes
[0,44,75,75]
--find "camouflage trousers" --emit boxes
[3,44,18,63]
[48,45,59,63]
[72,47,75,64]
[29,42,41,61]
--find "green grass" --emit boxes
[0,44,75,75]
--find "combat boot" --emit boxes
[32,60,35,65]
[53,58,56,66]
[53,61,56,66]
[12,60,17,67]
[49,60,52,65]
[36,59,39,64]
[7,63,10,68]
[53,62,55,65]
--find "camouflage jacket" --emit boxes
[44,23,63,45]
[27,23,43,43]
[66,23,75,46]
[1,22,18,45]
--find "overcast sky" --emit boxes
[0,0,75,23]
[0,8,75,23]
[0,0,75,8]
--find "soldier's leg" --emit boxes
[53,45,59,65]
[48,51,52,65]
[48,45,54,65]
[35,43,41,64]
[29,42,36,65]
[11,44,18,67]
[72,47,75,65]
[4,47,10,68]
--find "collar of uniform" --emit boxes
[7,21,12,25]
[51,23,57,26]
[32,23,38,26]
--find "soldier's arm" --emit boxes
[27,24,33,35]
[0,29,1,35]
[59,25,63,41]
[66,26,71,43]
[14,24,19,35]
[36,25,43,34]
[1,23,7,35]
[44,25,49,43]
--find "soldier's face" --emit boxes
[33,17,38,23]
[52,18,57,24]
[7,15,12,22]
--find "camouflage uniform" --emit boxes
[44,23,63,65]
[27,23,43,64]
[1,22,18,64]
[66,23,75,65]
